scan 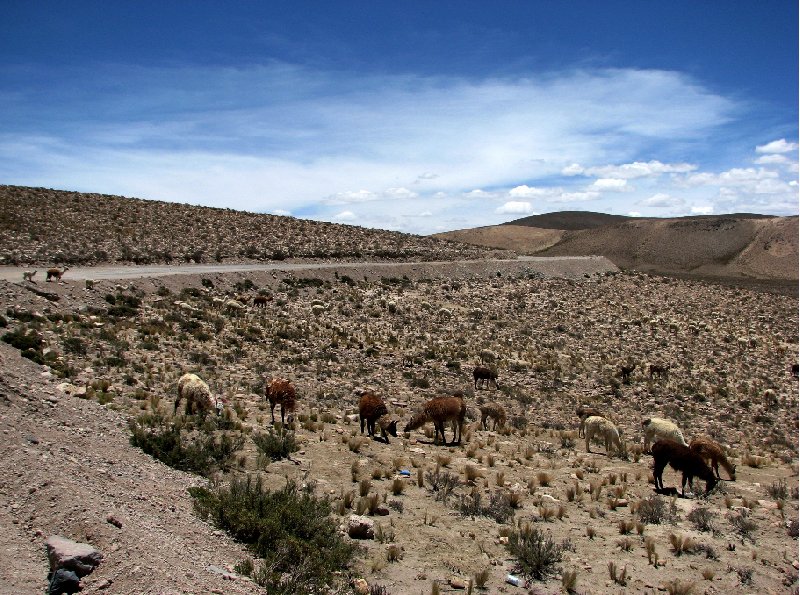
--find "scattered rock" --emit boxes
[347,515,375,539]
[46,535,103,578]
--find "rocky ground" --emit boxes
[0,259,797,594]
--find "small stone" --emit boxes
[353,578,369,594]
[106,515,123,529]
[449,576,467,589]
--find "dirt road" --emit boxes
[0,256,613,281]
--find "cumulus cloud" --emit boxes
[563,160,696,179]
[333,210,356,221]
[754,154,790,165]
[591,178,629,191]
[755,139,798,154]
[691,205,714,215]
[495,201,534,214]
[638,193,685,208]
[508,185,561,198]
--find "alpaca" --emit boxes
[22,270,37,283]
[689,436,736,480]
[473,365,498,389]
[225,299,246,314]
[265,378,296,426]
[642,417,687,452]
[253,295,271,308]
[174,373,216,415]
[358,392,398,443]
[652,439,718,496]
[618,363,636,383]
[576,405,603,438]
[46,267,69,282]
[583,416,623,456]
[649,363,670,379]
[479,402,506,431]
[404,395,466,445]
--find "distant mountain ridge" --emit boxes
[434,211,798,283]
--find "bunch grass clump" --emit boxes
[506,525,568,581]
[252,428,298,463]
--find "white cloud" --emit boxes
[495,201,534,214]
[324,189,378,204]
[691,205,714,215]
[333,210,356,221]
[627,211,641,217]
[509,185,561,198]
[755,139,798,154]
[565,160,697,179]
[271,209,292,216]
[385,187,418,199]
[754,154,789,165]
[639,193,684,208]
[591,178,629,191]
[554,191,600,202]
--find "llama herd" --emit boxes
[174,362,738,498]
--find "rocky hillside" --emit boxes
[0,185,502,266]
[434,213,798,282]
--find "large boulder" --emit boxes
[46,535,103,578]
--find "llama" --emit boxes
[358,392,398,443]
[689,436,736,481]
[22,270,37,283]
[649,363,670,380]
[225,299,246,314]
[652,439,718,496]
[473,365,498,389]
[576,405,603,438]
[583,416,623,456]
[265,378,296,426]
[618,363,636,383]
[253,295,271,308]
[642,417,687,452]
[174,373,216,415]
[46,267,69,282]
[479,402,506,431]
[404,395,466,445]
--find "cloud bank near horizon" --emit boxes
[0,62,796,234]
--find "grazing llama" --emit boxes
[576,404,603,438]
[404,395,466,445]
[473,365,498,389]
[358,392,398,443]
[689,436,736,480]
[642,417,687,452]
[479,402,506,431]
[652,439,718,496]
[265,378,297,426]
[174,373,216,415]
[583,416,623,456]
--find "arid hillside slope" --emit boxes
[0,185,502,266]
[435,214,798,282]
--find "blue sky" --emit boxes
[1,2,797,234]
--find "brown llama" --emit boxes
[358,392,398,443]
[46,267,69,282]
[652,439,718,497]
[689,436,736,481]
[253,295,271,308]
[649,363,670,379]
[404,395,466,445]
[265,378,296,426]
[618,363,636,383]
[575,404,603,438]
[473,365,498,389]
[479,402,506,431]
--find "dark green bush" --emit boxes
[129,413,244,476]
[252,429,298,462]
[506,525,566,581]
[3,328,43,351]
[190,476,357,593]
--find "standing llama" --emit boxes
[479,402,506,431]
[358,392,398,443]
[404,395,466,445]
[174,373,216,416]
[46,267,69,282]
[652,439,718,497]
[265,378,297,427]
[689,436,736,480]
[473,366,498,389]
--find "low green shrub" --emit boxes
[190,476,358,593]
[506,525,568,581]
[252,429,298,463]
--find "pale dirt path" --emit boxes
[0,256,611,281]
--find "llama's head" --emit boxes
[385,419,398,437]
[704,475,719,494]
[403,411,427,433]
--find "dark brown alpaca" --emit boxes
[265,378,296,426]
[689,436,736,480]
[358,392,398,443]
[618,363,636,382]
[404,395,466,445]
[649,363,670,379]
[253,295,271,308]
[473,365,498,389]
[652,439,718,496]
